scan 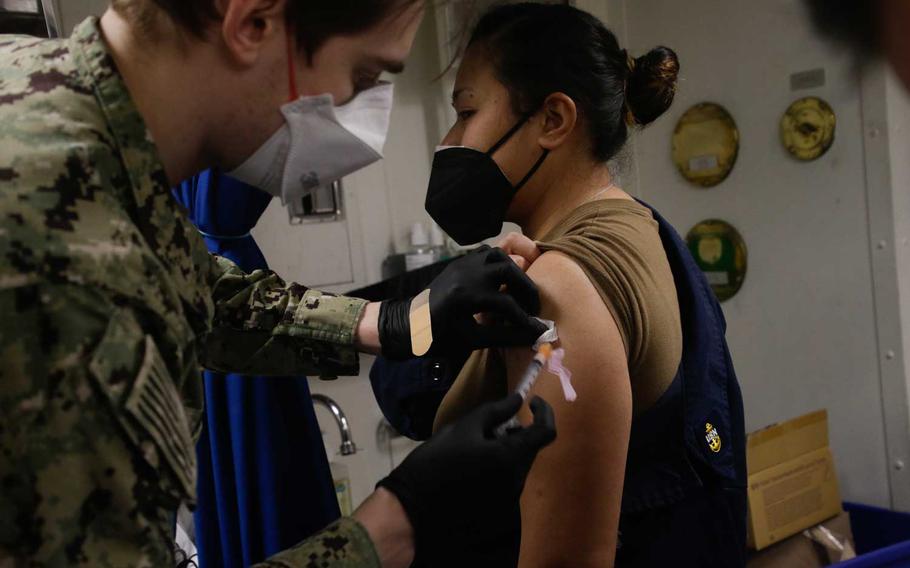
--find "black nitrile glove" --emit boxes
[378,246,548,358]
[377,394,556,567]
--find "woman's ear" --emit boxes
[537,92,577,150]
[219,0,286,68]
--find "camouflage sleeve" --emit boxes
[0,284,193,566]
[255,517,381,568]
[203,254,368,377]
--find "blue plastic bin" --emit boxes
[835,502,910,567]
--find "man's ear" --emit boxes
[537,92,577,151]
[218,0,286,67]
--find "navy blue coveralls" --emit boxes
[370,203,748,567]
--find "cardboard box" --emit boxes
[747,410,842,550]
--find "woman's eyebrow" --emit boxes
[452,88,475,105]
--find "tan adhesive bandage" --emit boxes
[409,289,433,357]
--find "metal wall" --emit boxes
[613,0,910,509]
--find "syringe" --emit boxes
[495,344,555,436]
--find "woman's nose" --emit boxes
[440,126,461,147]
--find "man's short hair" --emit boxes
[804,0,881,56]
[110,0,423,58]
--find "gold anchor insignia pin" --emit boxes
[705,422,722,453]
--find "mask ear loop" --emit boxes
[486,113,534,156]
[486,110,550,193]
[286,31,300,101]
[513,148,549,191]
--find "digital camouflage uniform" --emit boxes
[0,17,381,567]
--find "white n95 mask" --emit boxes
[229,82,394,204]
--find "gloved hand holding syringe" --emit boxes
[496,319,576,436]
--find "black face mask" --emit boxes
[425,115,549,246]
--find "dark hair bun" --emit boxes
[625,46,680,127]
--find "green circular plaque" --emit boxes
[686,219,747,302]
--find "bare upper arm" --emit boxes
[504,251,632,568]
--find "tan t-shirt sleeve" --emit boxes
[434,199,683,428]
[538,200,682,412]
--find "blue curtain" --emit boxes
[174,171,340,567]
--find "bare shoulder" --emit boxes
[526,250,590,285]
[504,249,627,402]
[525,251,603,316]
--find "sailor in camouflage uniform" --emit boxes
[0,2,555,566]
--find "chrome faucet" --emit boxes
[312,394,357,456]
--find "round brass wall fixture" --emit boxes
[780,96,836,161]
[686,219,747,302]
[672,103,740,188]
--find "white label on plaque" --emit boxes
[689,155,719,172]
[705,271,730,285]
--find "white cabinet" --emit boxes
[252,198,358,290]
